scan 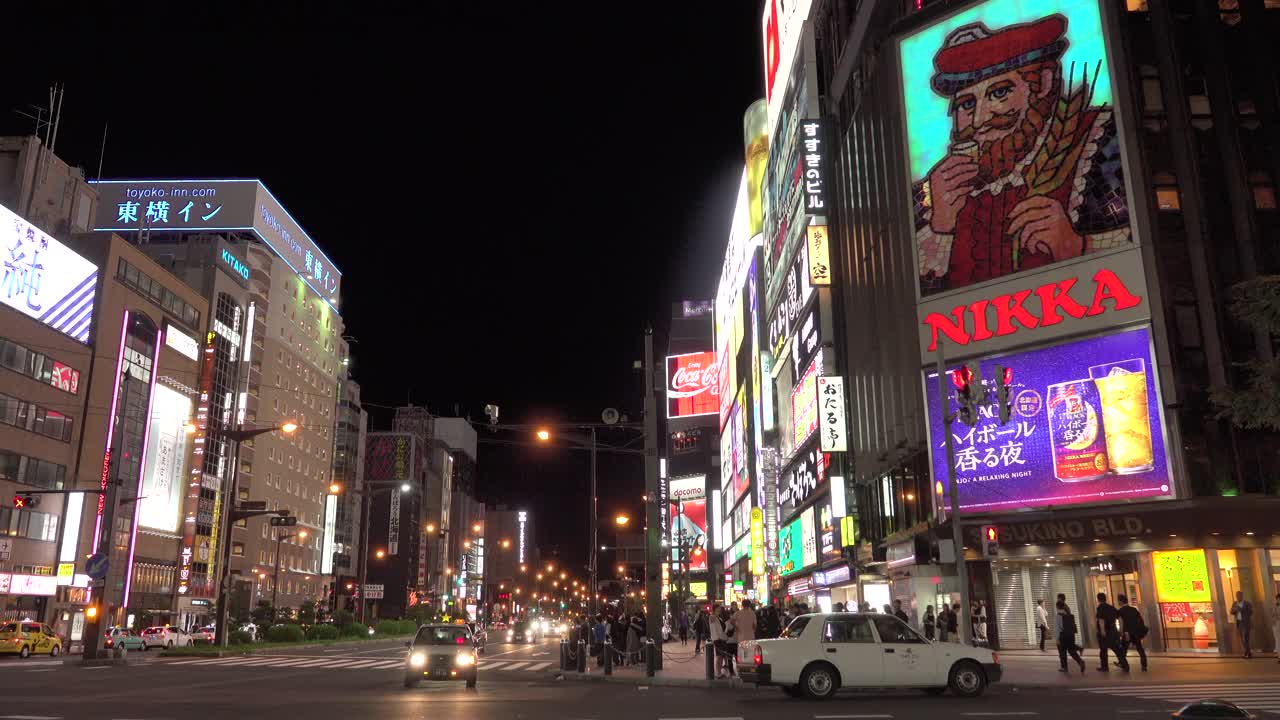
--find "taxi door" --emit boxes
[22,623,48,653]
[869,615,938,685]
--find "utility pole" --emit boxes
[589,426,598,617]
[642,327,663,669]
[935,339,972,645]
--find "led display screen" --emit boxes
[139,384,192,533]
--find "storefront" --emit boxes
[972,498,1280,654]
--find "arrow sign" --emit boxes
[269,516,297,527]
[86,552,109,580]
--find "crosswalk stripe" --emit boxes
[502,662,530,671]
[163,655,551,672]
[1075,684,1280,692]
[1077,684,1280,716]
[338,659,392,669]
[526,662,551,671]
[366,660,403,669]
[482,661,511,671]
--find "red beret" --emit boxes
[931,16,1068,95]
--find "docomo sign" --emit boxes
[666,352,719,419]
[917,248,1151,364]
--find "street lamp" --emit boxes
[375,549,386,559]
[614,514,630,526]
[213,420,299,648]
[535,429,551,441]
[331,479,418,624]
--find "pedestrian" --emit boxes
[1230,591,1254,659]
[678,611,689,646]
[834,602,846,613]
[1271,594,1280,664]
[1035,599,1050,652]
[708,605,730,678]
[937,605,950,643]
[976,603,988,645]
[1117,594,1148,672]
[761,604,781,638]
[612,614,627,664]
[733,600,757,646]
[627,614,643,664]
[592,614,607,667]
[882,603,893,615]
[1095,592,1128,671]
[892,599,910,625]
[1056,599,1086,673]
[693,608,709,656]
[924,605,936,641]
[948,603,961,642]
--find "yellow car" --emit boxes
[0,621,63,658]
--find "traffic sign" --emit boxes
[239,501,267,511]
[363,584,384,599]
[86,552,109,580]
[269,515,297,527]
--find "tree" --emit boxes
[1210,276,1280,431]
[251,600,275,628]
[297,600,317,626]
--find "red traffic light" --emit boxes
[1001,367,1012,385]
[12,495,27,508]
[950,365,975,390]
[985,526,998,541]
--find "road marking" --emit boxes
[366,660,403,669]
[0,715,63,719]
[815,715,894,718]
[961,714,1038,716]
[482,661,511,671]
[83,666,108,670]
[526,661,551,671]
[502,661,530,671]
[24,669,56,673]
[657,717,744,720]
[1076,684,1280,716]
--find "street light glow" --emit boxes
[183,421,198,435]
[375,549,386,559]
[472,523,482,532]
[614,514,630,526]
[426,524,436,533]
[280,421,299,434]
[501,539,511,548]
[329,482,342,494]
[536,429,551,441]
[400,482,411,492]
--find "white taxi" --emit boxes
[738,613,1001,700]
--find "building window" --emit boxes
[115,257,201,329]
[1154,172,1182,211]
[0,391,73,441]
[0,337,81,393]
[0,450,66,490]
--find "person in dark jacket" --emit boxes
[923,605,936,641]
[1056,600,1086,673]
[948,603,961,640]
[693,609,709,655]
[1117,594,1148,671]
[1095,593,1128,671]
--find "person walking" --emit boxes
[1095,593,1128,671]
[1056,599,1086,673]
[1230,591,1254,659]
[923,605,936,641]
[1270,593,1280,664]
[693,608,709,656]
[892,599,910,624]
[709,606,731,678]
[678,611,689,646]
[948,603,961,642]
[592,614,607,667]
[627,614,643,665]
[937,605,950,642]
[1035,599,1050,652]
[1117,594,1148,671]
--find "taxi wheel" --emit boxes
[50,645,60,657]
[800,662,840,700]
[19,645,30,659]
[948,660,987,698]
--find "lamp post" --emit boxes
[213,421,299,648]
[271,529,307,615]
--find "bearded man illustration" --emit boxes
[913,14,1132,294]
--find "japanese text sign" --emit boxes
[666,351,719,419]
[791,354,821,450]
[92,179,342,305]
[1152,550,1211,603]
[925,326,1171,513]
[818,375,848,452]
[806,225,830,285]
[750,507,766,576]
[799,120,825,214]
[778,444,826,521]
[0,202,97,343]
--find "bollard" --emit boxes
[559,639,568,671]
[577,639,587,673]
[603,635,613,675]
[645,638,656,677]
[705,641,714,679]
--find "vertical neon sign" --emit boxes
[122,324,164,608]
[93,310,131,555]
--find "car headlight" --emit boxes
[456,653,474,666]
[409,652,426,668]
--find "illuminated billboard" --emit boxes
[900,0,1136,298]
[925,326,1172,513]
[139,384,192,533]
[790,355,820,450]
[0,202,98,343]
[91,179,342,306]
[779,504,817,577]
[666,351,719,419]
[670,496,708,572]
[1152,550,1211,603]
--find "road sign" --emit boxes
[363,584,384,599]
[239,501,267,511]
[269,515,297,527]
[86,552,109,580]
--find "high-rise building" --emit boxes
[482,505,537,621]
[90,179,347,614]
[330,360,366,610]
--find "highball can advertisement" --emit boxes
[925,326,1172,512]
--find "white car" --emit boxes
[140,626,192,649]
[738,613,1001,700]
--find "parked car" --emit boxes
[738,613,1001,700]
[103,627,146,652]
[0,621,62,658]
[141,626,193,649]
[190,626,216,644]
[465,622,487,654]
[403,624,477,689]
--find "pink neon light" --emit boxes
[93,310,131,555]
[122,324,163,608]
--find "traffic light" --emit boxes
[994,365,1014,425]
[269,515,297,527]
[12,493,37,508]
[950,363,982,426]
[981,525,999,557]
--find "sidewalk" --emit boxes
[558,640,1279,690]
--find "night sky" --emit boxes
[10,6,763,575]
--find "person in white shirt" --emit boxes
[1035,599,1050,652]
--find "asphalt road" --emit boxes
[3,637,1278,720]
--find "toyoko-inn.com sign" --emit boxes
[91,179,342,306]
[666,351,719,419]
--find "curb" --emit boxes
[159,634,415,658]
[556,670,744,689]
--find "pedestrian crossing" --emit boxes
[1075,683,1280,715]
[164,655,554,673]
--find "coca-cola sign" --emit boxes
[916,248,1151,364]
[666,351,719,419]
